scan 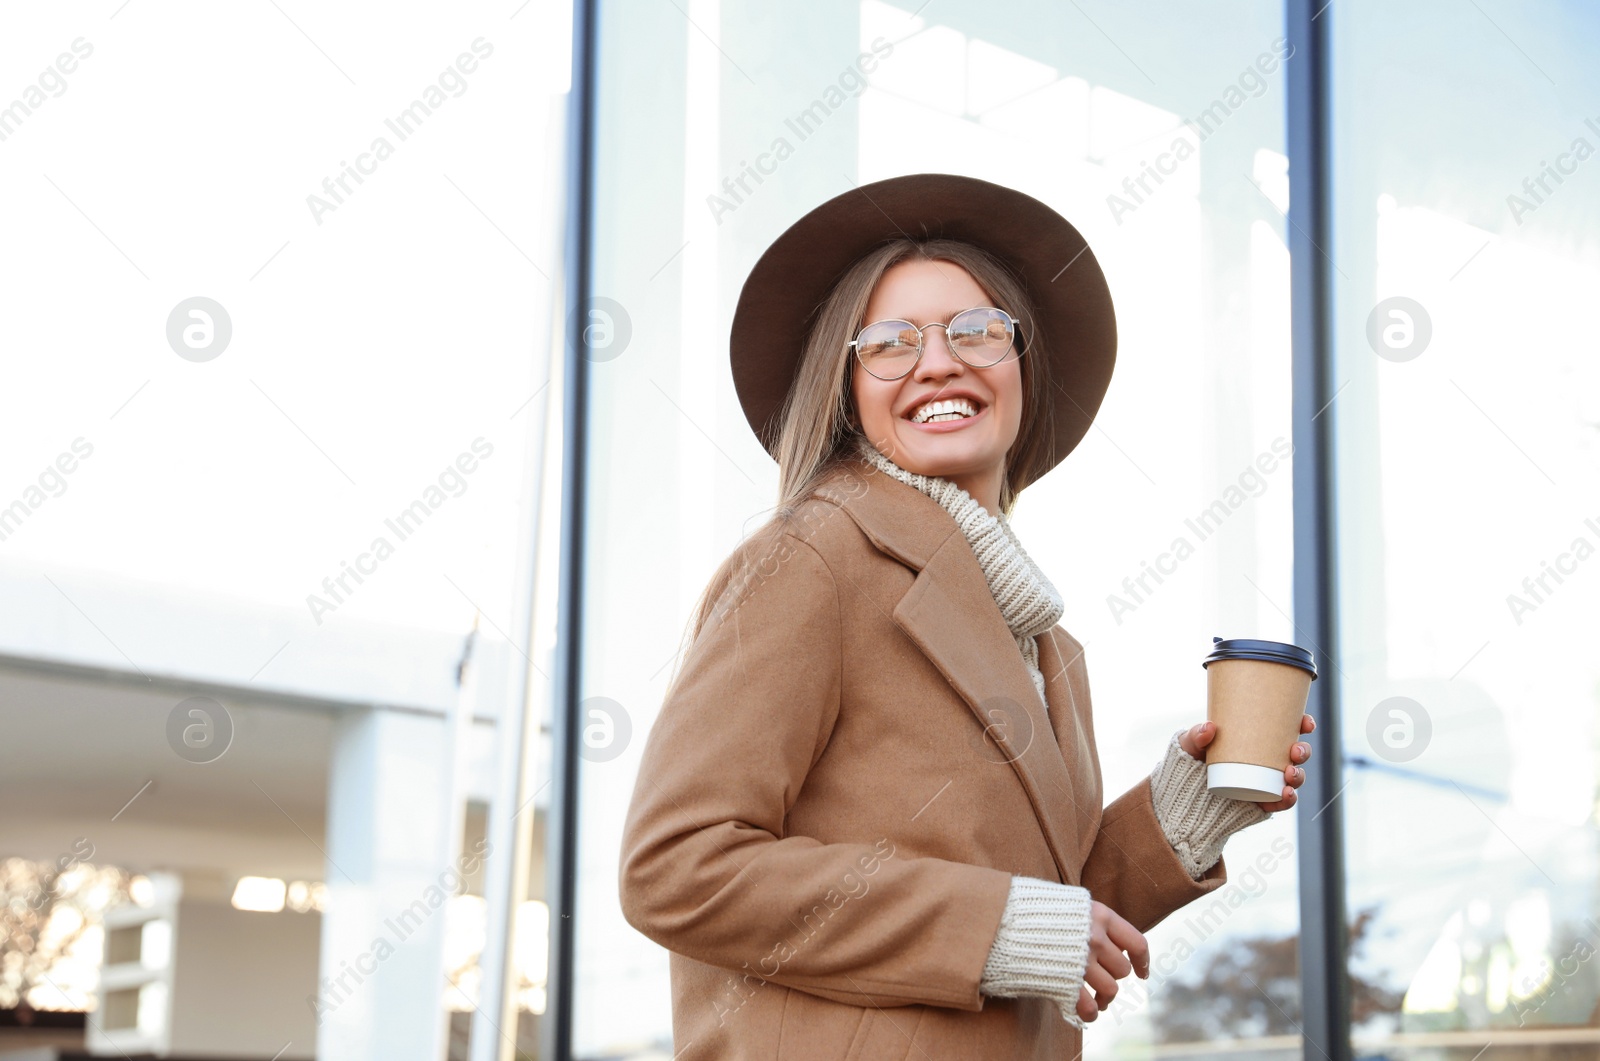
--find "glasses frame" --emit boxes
[846,305,1024,381]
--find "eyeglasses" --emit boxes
[847,306,1023,381]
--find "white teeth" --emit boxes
[910,398,979,424]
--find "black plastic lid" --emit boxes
[1202,635,1318,679]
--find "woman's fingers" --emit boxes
[1076,985,1100,1023]
[1092,938,1133,980]
[1258,738,1312,813]
[1258,784,1299,813]
[1083,963,1120,1008]
[1087,898,1150,1023]
[1184,716,1314,759]
[1177,720,1215,759]
[1185,718,1315,762]
[1102,910,1150,978]
[1074,903,1153,1026]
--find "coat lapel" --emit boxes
[814,458,1088,885]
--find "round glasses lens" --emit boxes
[947,308,1014,366]
[855,321,920,378]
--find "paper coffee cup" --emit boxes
[1202,636,1317,801]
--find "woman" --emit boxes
[618,173,1315,1059]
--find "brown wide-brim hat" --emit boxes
[730,172,1117,491]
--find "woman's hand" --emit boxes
[1178,714,1317,813]
[1075,901,1149,1023]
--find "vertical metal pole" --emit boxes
[540,0,598,1058]
[1286,3,1352,1060]
[433,619,478,1060]
[471,5,595,1059]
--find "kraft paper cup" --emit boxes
[1202,636,1317,801]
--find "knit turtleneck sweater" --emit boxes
[851,433,1273,1028]
[854,433,1062,711]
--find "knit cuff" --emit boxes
[1149,729,1272,879]
[979,875,1092,1029]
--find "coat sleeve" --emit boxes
[618,530,1013,1011]
[1057,631,1232,930]
[1079,774,1231,931]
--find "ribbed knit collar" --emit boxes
[852,433,1064,643]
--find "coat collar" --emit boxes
[811,457,1093,884]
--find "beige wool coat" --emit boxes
[619,456,1232,1060]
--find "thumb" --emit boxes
[1178,720,1216,759]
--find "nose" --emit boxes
[912,325,964,381]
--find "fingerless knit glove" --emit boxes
[979,735,1274,1028]
[1149,728,1271,879]
[979,875,1092,1028]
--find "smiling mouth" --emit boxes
[907,397,983,424]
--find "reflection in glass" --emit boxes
[1331,2,1600,1057]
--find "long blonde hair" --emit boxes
[678,237,1056,658]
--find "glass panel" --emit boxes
[585,1,1294,1057]
[1330,4,1600,1058]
